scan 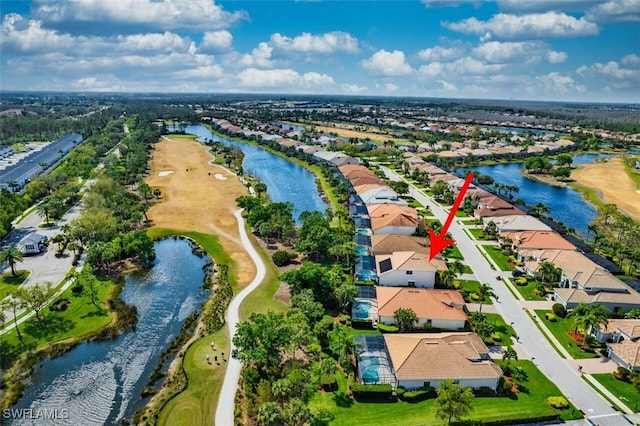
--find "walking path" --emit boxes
[382,167,632,426]
[215,209,267,426]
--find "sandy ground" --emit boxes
[313,124,397,143]
[146,135,256,286]
[572,157,640,221]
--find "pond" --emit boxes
[180,125,328,223]
[458,154,610,237]
[9,239,210,426]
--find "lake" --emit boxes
[9,239,210,426]
[458,153,610,237]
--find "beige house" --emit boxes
[384,333,503,390]
[371,234,430,255]
[593,321,640,371]
[368,204,419,235]
[376,251,447,288]
[376,287,467,330]
[521,249,640,312]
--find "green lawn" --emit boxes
[462,264,473,274]
[157,327,230,426]
[1,276,116,368]
[457,279,492,305]
[511,279,546,301]
[484,313,517,345]
[468,228,493,240]
[484,246,513,271]
[455,210,469,218]
[534,310,599,359]
[462,219,479,225]
[308,360,581,425]
[0,270,30,300]
[445,245,464,260]
[591,373,640,412]
[239,243,287,319]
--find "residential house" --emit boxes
[474,196,525,218]
[483,215,551,232]
[520,249,640,312]
[503,230,576,251]
[371,234,430,256]
[376,251,447,288]
[384,333,503,390]
[592,320,640,371]
[368,204,419,235]
[356,185,407,206]
[376,287,467,330]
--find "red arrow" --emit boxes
[428,172,474,260]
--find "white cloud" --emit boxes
[175,65,224,79]
[418,62,445,78]
[444,12,599,39]
[341,83,368,93]
[237,42,274,68]
[117,32,193,53]
[237,68,335,90]
[438,80,458,92]
[421,0,478,7]
[622,54,640,66]
[32,0,248,31]
[201,30,233,52]
[361,50,414,76]
[385,83,399,92]
[496,0,595,12]
[448,57,504,74]
[538,72,586,94]
[1,14,75,53]
[586,0,640,23]
[417,46,464,61]
[472,41,567,64]
[546,50,568,64]
[578,60,639,80]
[270,31,359,54]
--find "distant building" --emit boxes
[18,232,47,255]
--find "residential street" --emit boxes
[382,166,635,426]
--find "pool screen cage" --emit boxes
[353,335,397,387]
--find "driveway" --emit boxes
[382,166,630,426]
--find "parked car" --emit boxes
[511,270,524,277]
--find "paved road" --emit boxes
[1,202,83,326]
[382,167,632,426]
[215,209,267,426]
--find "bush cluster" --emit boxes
[202,264,233,333]
[272,250,296,266]
[552,303,567,318]
[398,386,435,403]
[546,396,569,409]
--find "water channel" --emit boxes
[181,124,329,222]
[457,153,610,237]
[9,239,210,426]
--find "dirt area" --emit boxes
[572,157,640,221]
[146,135,256,287]
[313,124,397,143]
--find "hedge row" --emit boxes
[202,264,233,333]
[398,386,436,403]
[350,383,394,401]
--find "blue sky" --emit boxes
[1,0,638,102]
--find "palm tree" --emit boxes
[477,282,497,313]
[502,346,518,372]
[538,261,560,285]
[569,303,609,346]
[449,260,466,278]
[532,202,550,218]
[1,297,26,343]
[257,402,282,426]
[0,246,24,276]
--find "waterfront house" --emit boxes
[383,333,503,390]
[503,230,576,251]
[376,287,467,330]
[375,251,447,288]
[368,204,419,235]
[356,185,407,206]
[484,215,551,233]
[474,196,525,218]
[372,234,430,255]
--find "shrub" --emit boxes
[272,250,292,266]
[613,366,631,382]
[552,303,567,318]
[377,323,399,333]
[546,396,569,410]
[470,293,480,301]
[321,374,338,392]
[71,284,84,295]
[350,383,393,401]
[490,332,501,342]
[545,313,556,322]
[338,314,351,326]
[352,319,374,330]
[49,298,70,312]
[515,277,527,286]
[395,387,406,398]
[399,386,436,402]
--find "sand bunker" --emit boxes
[572,157,640,221]
[158,171,174,177]
[214,173,227,181]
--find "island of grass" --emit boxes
[534,310,600,359]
